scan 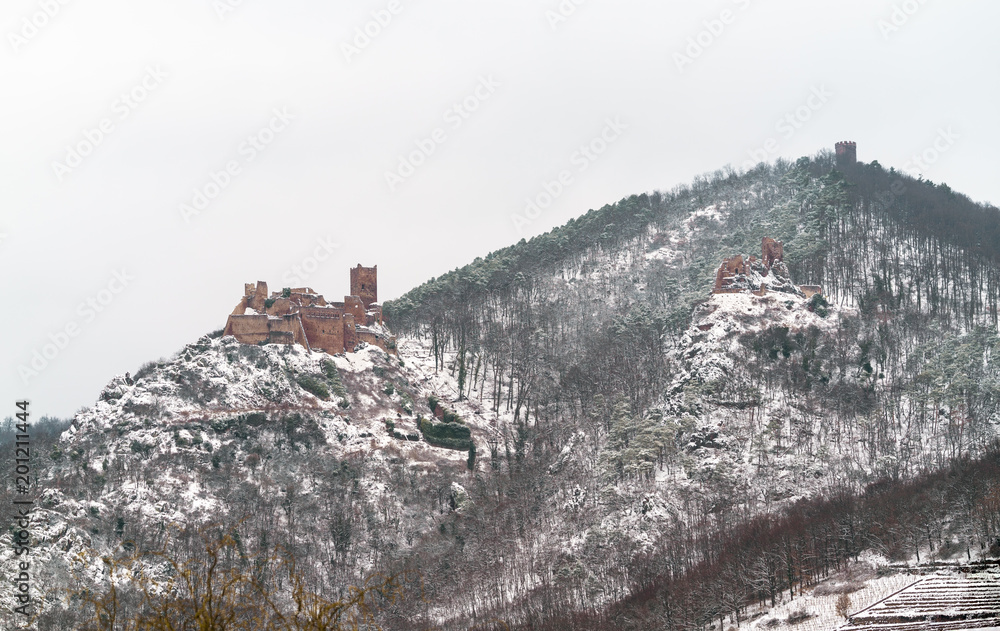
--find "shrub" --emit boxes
[173,431,188,447]
[211,417,235,433]
[134,360,160,381]
[338,399,350,409]
[281,287,291,298]
[320,360,348,397]
[418,416,472,450]
[836,593,852,619]
[264,298,276,309]
[245,413,267,427]
[814,580,864,596]
[383,383,395,396]
[296,374,330,400]
[130,441,153,456]
[809,292,830,317]
[787,610,813,625]
[428,395,439,413]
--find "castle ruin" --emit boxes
[761,236,783,268]
[712,238,822,298]
[222,264,395,354]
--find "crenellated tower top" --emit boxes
[835,141,857,167]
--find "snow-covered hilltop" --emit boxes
[3,331,500,622]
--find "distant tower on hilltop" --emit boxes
[350,264,377,308]
[835,141,857,167]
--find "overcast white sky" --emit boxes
[2,0,998,418]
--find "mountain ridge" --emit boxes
[6,149,1000,629]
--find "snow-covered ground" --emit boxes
[736,558,1000,631]
[0,331,509,622]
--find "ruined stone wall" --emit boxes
[761,238,783,268]
[366,305,382,326]
[265,297,292,316]
[272,314,309,348]
[300,313,345,354]
[230,296,249,316]
[356,329,385,348]
[299,306,343,318]
[224,313,309,348]
[350,265,378,308]
[799,285,823,299]
[224,315,271,345]
[250,281,269,312]
[343,314,357,350]
[344,296,366,325]
[289,292,325,307]
[713,255,746,293]
[268,331,296,345]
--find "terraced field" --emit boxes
[840,569,1000,631]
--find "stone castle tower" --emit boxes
[835,141,857,167]
[350,264,377,308]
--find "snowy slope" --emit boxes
[0,333,496,621]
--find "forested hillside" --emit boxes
[7,151,1000,630]
[377,150,1000,627]
[385,152,1000,481]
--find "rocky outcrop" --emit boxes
[711,237,819,298]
